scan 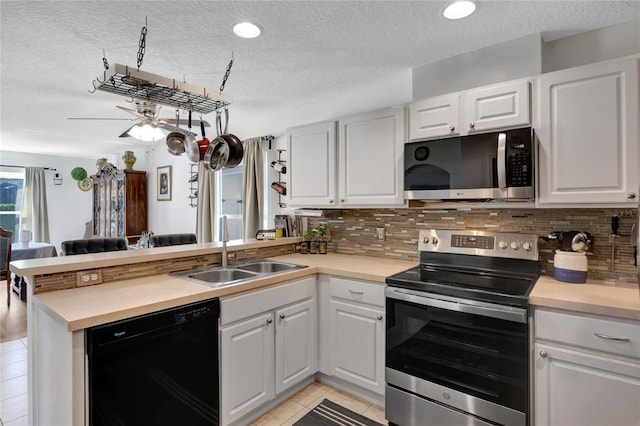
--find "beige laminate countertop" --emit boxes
[33,253,416,332]
[530,275,640,321]
[32,249,640,332]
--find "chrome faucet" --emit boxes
[222,215,229,268]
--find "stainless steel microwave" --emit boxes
[404,127,534,201]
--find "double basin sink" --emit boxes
[172,260,307,287]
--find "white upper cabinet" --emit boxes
[461,79,530,133]
[409,79,530,141]
[537,59,639,206]
[409,94,460,140]
[338,107,406,207]
[286,120,337,206]
[287,106,406,208]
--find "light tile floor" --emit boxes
[0,337,28,426]
[0,338,386,426]
[251,381,387,425]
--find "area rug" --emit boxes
[294,399,384,426]
[1,280,28,342]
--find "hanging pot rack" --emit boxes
[96,63,232,115]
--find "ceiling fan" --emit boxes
[68,100,210,141]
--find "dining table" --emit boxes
[10,242,58,301]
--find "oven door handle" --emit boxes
[385,287,527,323]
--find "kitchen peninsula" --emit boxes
[10,238,639,426]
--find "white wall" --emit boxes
[0,151,110,252]
[143,144,198,236]
[542,18,640,73]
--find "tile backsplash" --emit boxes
[315,208,638,286]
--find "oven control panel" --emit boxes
[419,229,539,261]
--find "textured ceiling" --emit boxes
[1,1,638,158]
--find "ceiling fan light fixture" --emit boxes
[128,123,164,142]
[443,1,477,20]
[233,22,261,38]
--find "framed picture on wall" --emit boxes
[157,165,172,201]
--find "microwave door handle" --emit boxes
[497,133,507,189]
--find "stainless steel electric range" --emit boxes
[385,229,539,426]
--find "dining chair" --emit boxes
[61,238,128,256]
[1,227,14,306]
[149,233,197,247]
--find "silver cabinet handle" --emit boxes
[266,318,273,324]
[594,332,630,342]
[449,125,455,132]
[377,315,383,321]
[539,350,548,358]
[628,192,637,199]
[469,122,475,129]
[280,314,286,319]
[349,289,364,295]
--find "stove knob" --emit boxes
[522,242,533,251]
[431,237,438,245]
[423,236,430,244]
[510,241,521,250]
[498,240,508,249]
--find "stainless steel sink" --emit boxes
[172,260,306,287]
[187,268,258,284]
[234,260,306,274]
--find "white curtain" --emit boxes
[196,162,217,242]
[242,138,264,238]
[21,167,50,243]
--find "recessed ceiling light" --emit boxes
[233,22,261,39]
[443,1,477,20]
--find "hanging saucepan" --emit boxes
[184,111,200,163]
[221,108,244,168]
[204,111,229,171]
[165,110,186,155]
[197,119,210,161]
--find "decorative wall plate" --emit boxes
[78,178,92,191]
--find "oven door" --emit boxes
[385,287,528,426]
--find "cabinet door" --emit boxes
[338,107,406,206]
[537,59,639,205]
[220,312,275,426]
[275,299,317,394]
[461,79,530,133]
[534,343,640,426]
[329,299,385,394]
[286,120,337,207]
[409,94,459,141]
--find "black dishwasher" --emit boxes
[86,298,220,426]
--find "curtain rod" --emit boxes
[0,164,57,171]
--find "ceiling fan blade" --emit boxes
[116,105,146,119]
[68,117,137,121]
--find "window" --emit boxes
[217,165,244,241]
[0,169,25,242]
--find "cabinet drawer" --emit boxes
[221,277,316,326]
[535,309,640,359]
[329,277,384,308]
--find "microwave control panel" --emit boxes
[506,128,533,187]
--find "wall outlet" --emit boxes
[77,269,102,287]
[376,227,386,241]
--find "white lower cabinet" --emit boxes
[534,308,640,426]
[319,275,385,396]
[220,278,317,425]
